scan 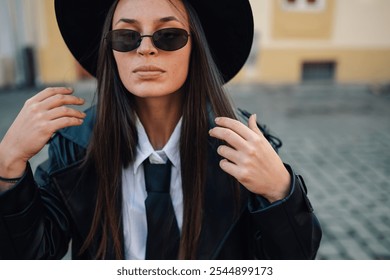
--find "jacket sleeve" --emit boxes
[248,165,322,259]
[0,134,81,260]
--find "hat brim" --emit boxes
[55,0,254,83]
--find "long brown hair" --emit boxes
[81,0,238,259]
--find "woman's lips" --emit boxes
[133,65,165,77]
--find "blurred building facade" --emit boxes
[239,0,390,84]
[0,0,83,88]
[1,0,390,88]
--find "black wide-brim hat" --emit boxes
[55,0,254,83]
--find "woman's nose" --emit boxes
[136,35,157,56]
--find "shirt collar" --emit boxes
[133,116,182,174]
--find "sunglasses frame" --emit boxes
[105,28,190,52]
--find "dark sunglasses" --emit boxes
[105,28,190,52]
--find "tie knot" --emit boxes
[143,159,172,193]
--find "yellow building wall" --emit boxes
[230,0,390,84]
[272,0,334,40]
[36,0,78,84]
[257,49,390,83]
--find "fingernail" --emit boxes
[253,114,257,121]
[215,117,220,123]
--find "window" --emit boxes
[301,61,336,82]
[282,0,326,12]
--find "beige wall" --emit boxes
[272,0,334,40]
[36,0,78,84]
[257,49,390,83]
[237,0,390,84]
[333,0,390,48]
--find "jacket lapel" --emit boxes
[51,161,122,259]
[196,137,247,259]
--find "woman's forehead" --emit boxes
[113,0,188,26]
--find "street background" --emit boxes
[1,0,390,260]
[1,80,389,260]
[228,82,390,260]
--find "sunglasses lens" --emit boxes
[106,28,189,52]
[108,30,140,52]
[153,28,189,51]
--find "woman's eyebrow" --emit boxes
[158,16,180,23]
[115,18,138,26]
[114,16,181,26]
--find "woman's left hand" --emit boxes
[209,115,291,203]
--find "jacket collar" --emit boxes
[56,106,96,149]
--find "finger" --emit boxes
[39,93,85,110]
[217,145,241,164]
[209,126,247,150]
[248,114,262,135]
[46,106,86,121]
[48,117,84,132]
[219,159,242,181]
[215,117,256,141]
[28,87,74,103]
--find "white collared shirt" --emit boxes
[121,117,183,260]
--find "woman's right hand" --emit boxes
[0,87,86,180]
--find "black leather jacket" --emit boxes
[0,108,322,259]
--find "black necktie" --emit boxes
[143,159,180,259]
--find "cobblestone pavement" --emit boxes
[227,83,390,260]
[1,81,389,260]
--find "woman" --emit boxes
[0,0,321,259]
